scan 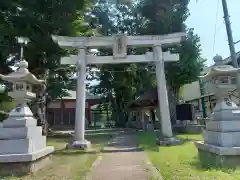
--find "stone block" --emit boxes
[210,109,240,121]
[0,126,42,139]
[7,103,33,117]
[0,147,54,176]
[0,136,46,154]
[3,117,37,128]
[0,146,54,163]
[203,130,240,147]
[206,121,240,132]
[195,141,240,168]
[156,136,181,146]
[67,140,91,149]
[195,141,240,155]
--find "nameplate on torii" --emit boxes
[113,34,127,59]
[60,51,179,65]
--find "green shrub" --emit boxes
[0,110,8,122]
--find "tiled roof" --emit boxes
[128,88,158,109]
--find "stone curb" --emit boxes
[136,144,163,179]
[145,159,163,180]
[84,155,103,180]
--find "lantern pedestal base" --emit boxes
[67,140,91,150]
[0,147,54,176]
[195,141,240,168]
[0,99,54,175]
[156,136,181,146]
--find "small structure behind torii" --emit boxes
[52,32,185,148]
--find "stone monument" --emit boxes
[0,57,54,174]
[195,55,240,167]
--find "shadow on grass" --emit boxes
[189,156,236,174]
[176,134,238,173]
[175,137,201,145]
[54,149,99,156]
[102,148,141,153]
[136,132,160,152]
[54,146,142,155]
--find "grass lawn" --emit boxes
[137,132,240,180]
[1,133,113,180]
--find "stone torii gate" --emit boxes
[52,32,185,148]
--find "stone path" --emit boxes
[86,133,152,180]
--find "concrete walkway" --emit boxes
[86,133,152,180]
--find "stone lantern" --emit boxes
[0,60,54,175]
[195,55,240,167]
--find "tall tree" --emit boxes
[135,0,204,123]
[89,0,204,126]
[89,1,146,126]
[0,0,94,134]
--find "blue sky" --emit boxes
[186,0,240,66]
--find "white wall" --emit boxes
[180,66,215,102]
[182,81,201,101]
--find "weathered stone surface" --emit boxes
[67,140,91,150]
[0,126,42,139]
[203,130,240,147]
[206,120,240,132]
[195,141,240,167]
[0,146,54,162]
[196,56,240,168]
[0,59,54,175]
[195,141,240,155]
[211,107,240,121]
[157,136,181,146]
[0,137,47,154]
[0,154,52,176]
[3,117,37,128]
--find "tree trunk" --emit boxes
[106,106,109,122]
[39,84,48,135]
[30,69,49,135]
[29,84,48,135]
[60,98,65,125]
[113,93,125,127]
[150,109,156,128]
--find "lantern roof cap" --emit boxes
[0,60,44,84]
[213,54,223,64]
[199,55,240,79]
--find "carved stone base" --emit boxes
[67,140,91,150]
[156,136,181,146]
[195,141,240,168]
[0,151,52,176]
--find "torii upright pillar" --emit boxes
[154,45,173,137]
[154,45,180,145]
[71,48,90,149]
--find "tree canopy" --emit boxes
[0,0,205,128]
[0,0,94,133]
[89,0,205,126]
